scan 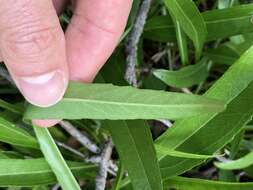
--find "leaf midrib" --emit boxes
[63,97,220,109]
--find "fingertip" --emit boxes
[0,0,69,107]
[33,119,61,128]
[14,70,68,107]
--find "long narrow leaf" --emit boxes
[164,0,207,59]
[215,151,253,170]
[155,145,214,159]
[25,82,224,120]
[0,158,96,186]
[33,126,81,190]
[0,117,38,149]
[153,58,209,88]
[164,176,253,190]
[173,19,189,65]
[106,120,163,190]
[144,4,253,42]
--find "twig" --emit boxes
[56,141,118,175]
[95,138,114,190]
[156,119,173,128]
[125,0,152,86]
[59,121,100,154]
[56,141,87,158]
[52,184,60,190]
[181,88,192,94]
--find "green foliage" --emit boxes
[0,118,38,149]
[156,45,253,177]
[215,151,253,170]
[1,1,253,190]
[33,126,81,190]
[25,82,224,120]
[165,177,253,190]
[153,58,209,88]
[144,3,253,42]
[164,0,207,59]
[0,158,96,186]
[107,120,163,190]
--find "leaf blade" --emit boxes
[107,120,163,190]
[164,0,207,58]
[0,158,96,186]
[0,117,38,149]
[165,177,253,190]
[144,4,253,42]
[34,126,81,190]
[215,151,253,170]
[25,83,225,120]
[153,58,209,88]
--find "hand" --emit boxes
[0,0,132,126]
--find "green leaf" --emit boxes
[144,4,253,42]
[173,18,189,65]
[32,186,49,190]
[0,117,38,149]
[156,45,253,177]
[106,120,163,190]
[144,16,176,42]
[33,126,81,190]
[164,0,207,59]
[204,45,239,65]
[204,4,253,41]
[155,145,214,159]
[153,58,209,88]
[0,158,96,186]
[25,82,225,120]
[0,99,23,115]
[215,151,253,170]
[112,163,125,190]
[164,176,253,190]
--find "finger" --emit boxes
[65,0,132,82]
[33,0,68,127]
[33,119,60,128]
[0,0,69,107]
[53,0,68,15]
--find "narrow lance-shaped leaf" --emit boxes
[0,158,96,186]
[34,126,81,190]
[106,120,163,190]
[111,163,124,190]
[153,58,209,88]
[204,45,239,65]
[155,145,214,159]
[144,4,253,42]
[205,41,252,66]
[0,117,39,149]
[0,99,23,115]
[164,0,207,59]
[25,82,224,120]
[173,18,189,65]
[164,176,253,190]
[155,45,253,178]
[215,151,253,170]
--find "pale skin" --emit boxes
[0,0,133,127]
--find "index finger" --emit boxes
[65,0,133,82]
